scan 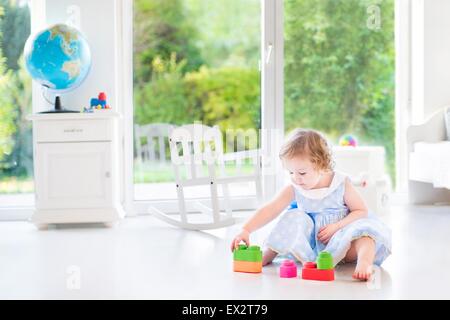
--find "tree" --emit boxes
[2,57,32,176]
[0,0,30,71]
[133,0,261,132]
[134,54,201,126]
[134,54,260,132]
[133,0,204,85]
[0,1,32,178]
[185,66,260,131]
[0,4,16,169]
[185,0,260,69]
[284,0,395,178]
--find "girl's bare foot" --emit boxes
[262,248,278,266]
[345,236,376,281]
[352,259,374,281]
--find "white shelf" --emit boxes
[27,111,122,121]
[29,112,124,228]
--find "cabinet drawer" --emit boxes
[34,119,112,142]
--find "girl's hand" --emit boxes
[317,223,340,244]
[230,229,250,252]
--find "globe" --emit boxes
[24,24,91,93]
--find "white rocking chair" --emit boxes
[149,123,262,230]
[134,123,176,164]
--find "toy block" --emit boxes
[301,262,334,281]
[279,259,297,278]
[316,251,333,270]
[233,260,262,273]
[98,92,107,101]
[90,98,99,107]
[98,100,107,108]
[233,245,262,273]
[233,245,262,262]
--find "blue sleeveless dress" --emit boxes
[264,171,392,266]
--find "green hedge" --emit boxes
[134,55,260,134]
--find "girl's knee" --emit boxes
[352,237,376,256]
[344,237,375,263]
[297,214,314,232]
[296,212,313,224]
[284,209,313,227]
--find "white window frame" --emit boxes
[395,0,412,196]
[262,0,285,200]
[121,0,281,216]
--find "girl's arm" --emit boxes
[318,178,368,244]
[231,185,294,250]
[243,185,294,233]
[337,177,368,228]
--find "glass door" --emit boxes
[132,0,261,206]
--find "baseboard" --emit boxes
[403,203,450,214]
[0,207,33,221]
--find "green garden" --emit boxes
[133,0,395,184]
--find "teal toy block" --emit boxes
[233,245,262,262]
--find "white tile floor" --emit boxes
[0,205,449,299]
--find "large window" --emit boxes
[0,0,33,208]
[132,0,261,202]
[284,0,395,182]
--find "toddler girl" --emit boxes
[231,129,392,281]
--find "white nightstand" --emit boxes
[28,112,125,228]
[332,146,391,214]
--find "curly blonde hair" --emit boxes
[279,128,334,171]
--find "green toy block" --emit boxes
[316,251,333,270]
[233,245,262,262]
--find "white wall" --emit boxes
[411,0,450,123]
[423,0,450,118]
[32,0,119,113]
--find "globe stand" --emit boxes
[38,95,79,114]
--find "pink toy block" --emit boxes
[279,259,297,278]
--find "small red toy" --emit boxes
[98,92,107,101]
[97,92,110,109]
[301,262,335,281]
